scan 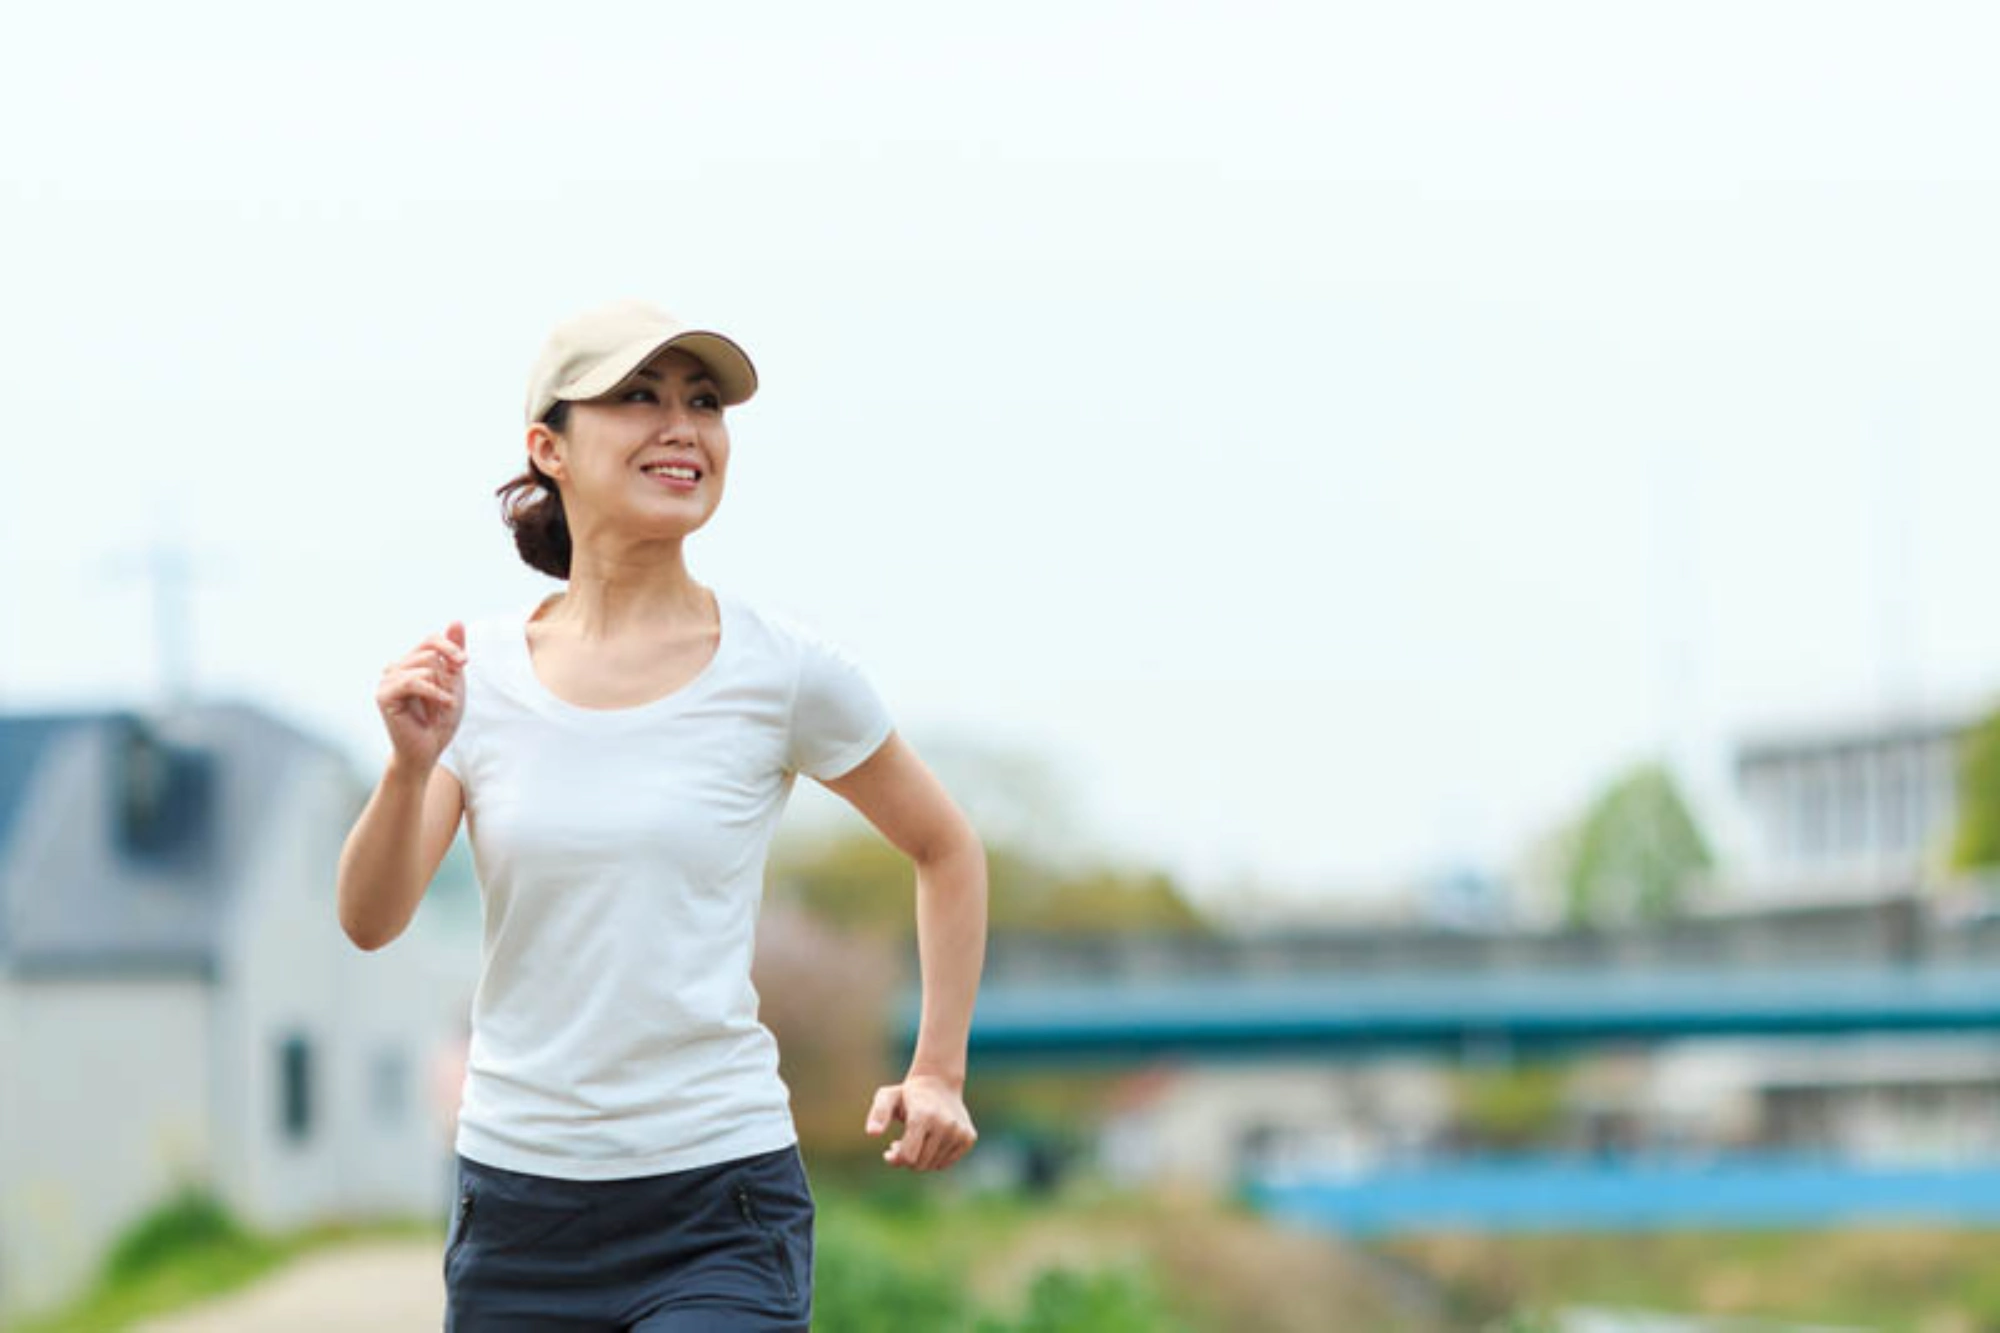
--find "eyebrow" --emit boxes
[634,366,717,385]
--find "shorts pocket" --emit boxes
[443,1186,475,1276]
[729,1151,813,1309]
[454,1161,593,1257]
[731,1178,798,1302]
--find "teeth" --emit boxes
[644,466,697,480]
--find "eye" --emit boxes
[621,387,659,403]
[693,392,722,411]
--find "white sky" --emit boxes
[6,3,2000,909]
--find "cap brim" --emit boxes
[558,330,758,408]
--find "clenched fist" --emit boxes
[865,1073,978,1172]
[376,623,468,771]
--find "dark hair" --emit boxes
[496,401,572,579]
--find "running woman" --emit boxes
[337,299,987,1331]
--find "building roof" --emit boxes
[1735,708,1977,770]
[0,703,341,978]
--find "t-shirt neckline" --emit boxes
[512,586,733,725]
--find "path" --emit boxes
[132,1238,442,1333]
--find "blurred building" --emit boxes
[1731,708,1975,901]
[0,705,477,1320]
[1565,1033,2000,1165]
[1098,1059,1450,1189]
[1599,706,2000,1165]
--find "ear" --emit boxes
[525,421,564,479]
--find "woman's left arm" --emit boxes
[821,730,988,1172]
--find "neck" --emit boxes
[544,541,711,642]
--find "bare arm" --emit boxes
[822,729,988,1170]
[337,759,465,950]
[337,624,470,951]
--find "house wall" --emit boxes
[0,977,211,1319]
[219,749,477,1233]
[1099,1060,1450,1188]
[1645,1033,2000,1163]
[1737,733,1962,889]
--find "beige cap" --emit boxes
[524,299,758,423]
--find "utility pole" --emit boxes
[1873,392,1921,721]
[97,499,224,713]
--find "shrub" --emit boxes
[102,1186,258,1283]
[985,1266,1190,1333]
[811,1218,973,1331]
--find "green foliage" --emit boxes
[964,1071,1123,1161]
[770,830,1208,937]
[18,1188,282,1333]
[815,1226,1186,1333]
[1561,762,1712,926]
[984,1266,1192,1332]
[1485,1315,1561,1333]
[15,1186,444,1333]
[1449,1061,1573,1150]
[1010,866,1206,934]
[1387,1225,2000,1331]
[1953,707,2000,870]
[812,1220,974,1331]
[101,1186,259,1283]
[808,1178,1214,1331]
[769,831,916,933]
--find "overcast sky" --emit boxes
[6,3,1999,911]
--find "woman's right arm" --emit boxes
[337,624,469,951]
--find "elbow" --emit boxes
[340,914,390,953]
[331,827,421,952]
[947,804,985,861]
[918,822,985,874]
[336,893,400,953]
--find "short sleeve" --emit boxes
[436,724,468,784]
[433,617,482,785]
[787,624,894,781]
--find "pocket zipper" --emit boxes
[733,1181,798,1301]
[447,1190,474,1265]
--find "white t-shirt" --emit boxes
[435,587,893,1180]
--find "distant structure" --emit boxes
[0,704,478,1320]
[1731,708,1975,901]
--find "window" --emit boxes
[370,1048,409,1128]
[278,1034,314,1142]
[1879,748,1911,856]
[111,719,215,868]
[1796,760,1832,865]
[1836,752,1869,859]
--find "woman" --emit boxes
[336,298,988,1331]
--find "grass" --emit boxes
[809,1171,1433,1332]
[1382,1225,2000,1331]
[810,1175,1197,1332]
[57,1174,1915,1331]
[15,1173,1410,1333]
[11,1186,439,1333]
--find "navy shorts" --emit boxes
[443,1144,814,1331]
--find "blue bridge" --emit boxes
[900,963,2000,1065]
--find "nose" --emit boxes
[654,402,700,445]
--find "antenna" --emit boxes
[1874,392,1920,721]
[1649,438,1699,775]
[95,490,226,712]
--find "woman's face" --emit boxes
[528,346,731,542]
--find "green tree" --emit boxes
[1449,1061,1573,1150]
[1953,707,2000,871]
[1561,762,1712,927]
